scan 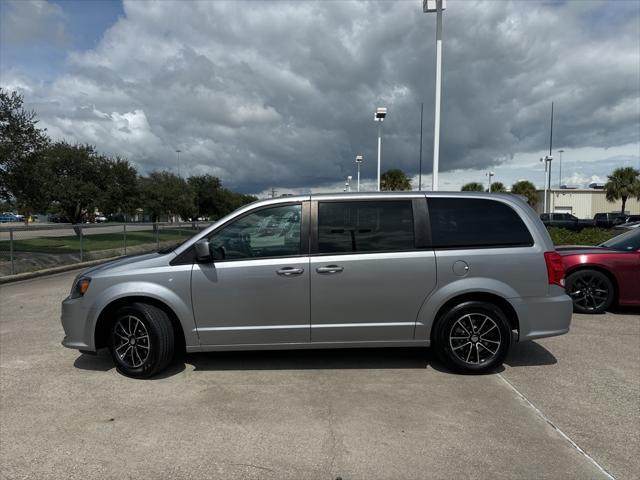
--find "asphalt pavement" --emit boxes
[1,270,638,480]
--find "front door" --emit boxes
[310,199,436,343]
[191,201,311,345]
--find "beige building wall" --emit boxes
[535,189,640,218]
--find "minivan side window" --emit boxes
[317,201,414,254]
[208,204,302,260]
[428,198,533,248]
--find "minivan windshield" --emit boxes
[599,229,640,251]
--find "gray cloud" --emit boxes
[0,0,69,47]
[1,0,639,193]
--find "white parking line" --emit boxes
[497,373,616,480]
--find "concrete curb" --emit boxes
[0,256,122,285]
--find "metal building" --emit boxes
[536,189,640,218]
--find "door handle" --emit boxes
[276,267,304,277]
[316,265,344,274]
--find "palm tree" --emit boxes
[489,181,507,193]
[511,180,537,207]
[604,167,640,214]
[380,169,411,191]
[461,182,484,192]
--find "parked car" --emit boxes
[50,214,71,223]
[615,221,640,230]
[0,213,19,223]
[614,215,640,230]
[593,212,628,229]
[2,211,24,222]
[540,213,594,231]
[61,192,572,378]
[94,215,108,223]
[557,229,640,313]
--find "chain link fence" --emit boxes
[0,222,211,278]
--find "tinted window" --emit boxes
[428,198,533,248]
[208,204,301,260]
[318,201,414,253]
[600,229,640,251]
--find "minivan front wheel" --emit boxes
[434,301,511,373]
[108,303,175,379]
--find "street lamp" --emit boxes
[557,149,564,188]
[355,155,364,192]
[176,149,182,177]
[486,171,495,192]
[540,155,553,213]
[424,0,446,191]
[374,107,387,191]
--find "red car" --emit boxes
[557,229,640,313]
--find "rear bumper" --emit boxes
[510,293,573,342]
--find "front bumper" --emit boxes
[511,292,573,342]
[61,296,94,351]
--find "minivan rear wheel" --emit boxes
[434,301,511,373]
[108,303,174,379]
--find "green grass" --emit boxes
[8,228,197,254]
[548,227,620,246]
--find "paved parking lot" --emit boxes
[1,271,638,480]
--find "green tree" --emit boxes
[511,180,538,207]
[45,142,108,226]
[381,169,411,191]
[140,171,195,222]
[99,157,140,219]
[489,181,507,193]
[188,174,222,219]
[604,167,640,214]
[461,182,484,192]
[0,89,51,222]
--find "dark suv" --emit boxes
[540,213,593,231]
[594,213,628,229]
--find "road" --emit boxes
[1,270,638,480]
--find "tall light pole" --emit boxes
[355,155,364,192]
[486,171,495,192]
[374,107,387,191]
[176,149,182,177]
[557,149,564,188]
[424,0,446,191]
[540,155,553,213]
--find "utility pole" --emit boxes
[419,102,424,191]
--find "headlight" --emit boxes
[71,277,91,298]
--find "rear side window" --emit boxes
[318,201,414,253]
[428,198,533,248]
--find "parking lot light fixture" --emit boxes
[540,155,553,213]
[374,107,387,191]
[423,0,446,191]
[558,149,564,188]
[355,155,364,192]
[486,171,495,192]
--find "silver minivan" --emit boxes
[61,192,572,378]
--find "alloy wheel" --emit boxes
[567,274,609,312]
[449,313,502,365]
[113,315,151,369]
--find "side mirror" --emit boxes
[194,240,212,263]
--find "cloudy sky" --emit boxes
[1,0,639,196]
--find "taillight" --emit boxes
[544,251,565,287]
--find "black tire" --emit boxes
[566,269,614,314]
[433,301,511,374]
[108,303,175,378]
